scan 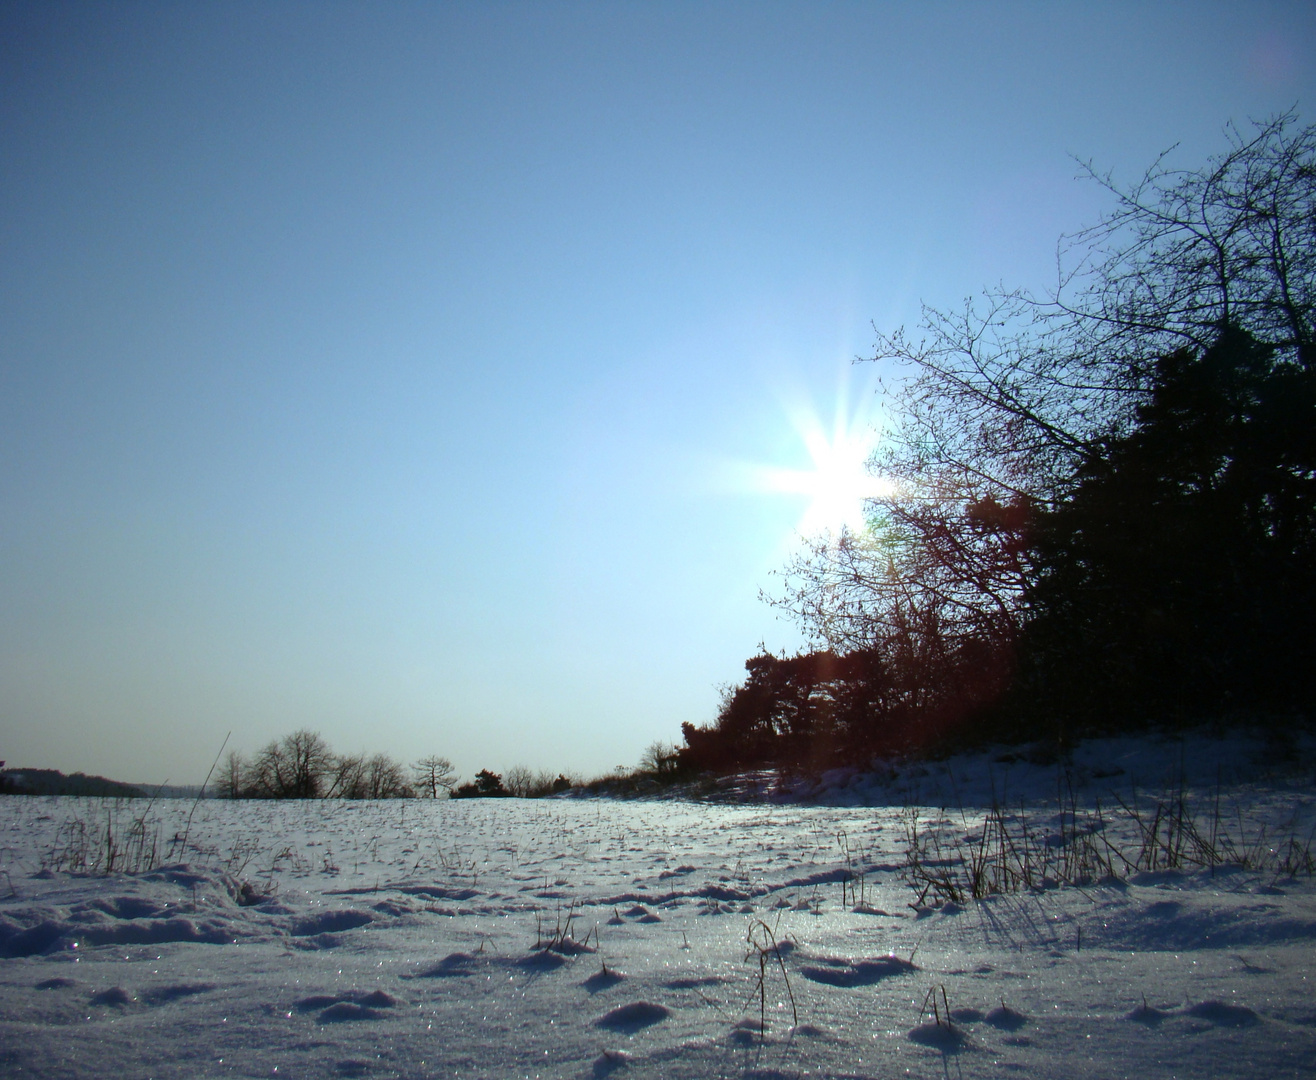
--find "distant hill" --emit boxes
[128,783,208,800]
[0,768,147,798]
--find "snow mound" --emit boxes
[592,1048,633,1076]
[584,965,626,993]
[595,1001,672,1032]
[908,1021,973,1051]
[983,1004,1028,1031]
[797,954,917,987]
[1186,1000,1261,1027]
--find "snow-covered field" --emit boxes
[2,733,1315,1079]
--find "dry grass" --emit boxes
[900,774,1316,906]
[41,799,162,875]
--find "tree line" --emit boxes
[217,731,457,800]
[681,114,1316,773]
[214,732,591,800]
[0,768,146,798]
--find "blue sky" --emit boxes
[2,2,1313,785]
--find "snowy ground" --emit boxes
[2,731,1315,1079]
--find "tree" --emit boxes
[771,115,1316,743]
[216,749,247,799]
[451,769,509,799]
[1022,326,1316,729]
[503,765,534,798]
[326,752,367,799]
[473,769,507,796]
[246,729,335,798]
[411,755,456,798]
[361,753,411,799]
[679,634,1012,772]
[638,740,680,779]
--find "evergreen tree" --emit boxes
[1022,326,1316,732]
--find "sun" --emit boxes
[737,389,893,539]
[764,424,893,536]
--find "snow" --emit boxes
[2,730,1314,1078]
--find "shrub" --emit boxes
[451,769,510,799]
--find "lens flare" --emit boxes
[761,421,892,537]
[731,384,892,540]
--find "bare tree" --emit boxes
[638,740,680,779]
[503,765,534,798]
[363,753,410,799]
[216,749,247,799]
[244,742,281,798]
[247,729,335,799]
[325,752,367,799]
[411,755,456,799]
[527,769,571,797]
[776,114,1316,657]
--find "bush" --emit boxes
[451,769,510,799]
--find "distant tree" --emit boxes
[475,769,506,795]
[247,729,335,798]
[362,753,411,799]
[216,750,247,799]
[503,765,534,798]
[326,752,367,798]
[451,769,509,798]
[524,769,573,797]
[411,755,456,798]
[638,740,680,779]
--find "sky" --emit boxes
[2,2,1314,786]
